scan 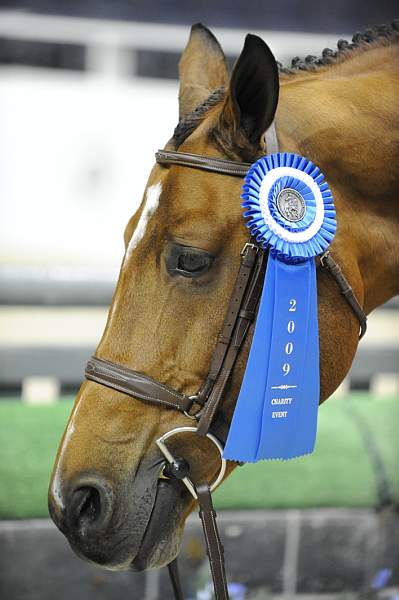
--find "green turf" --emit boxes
[0,394,398,518]
[0,399,74,519]
[214,394,399,509]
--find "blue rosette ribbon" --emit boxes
[223,153,336,462]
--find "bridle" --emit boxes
[85,124,367,600]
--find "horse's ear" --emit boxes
[179,23,228,120]
[220,34,279,147]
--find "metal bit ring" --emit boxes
[155,426,227,500]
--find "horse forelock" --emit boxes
[172,90,263,163]
[173,87,226,149]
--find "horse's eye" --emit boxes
[166,243,214,278]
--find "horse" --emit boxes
[48,21,399,579]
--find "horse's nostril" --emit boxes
[74,487,101,525]
[66,481,113,537]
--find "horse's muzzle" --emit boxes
[48,456,187,570]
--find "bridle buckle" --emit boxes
[319,250,330,267]
[240,242,258,256]
[183,393,204,421]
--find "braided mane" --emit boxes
[279,20,399,74]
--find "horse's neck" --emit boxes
[277,46,399,313]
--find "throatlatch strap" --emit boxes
[320,251,367,339]
[197,484,230,600]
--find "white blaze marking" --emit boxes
[126,182,162,258]
[50,403,79,510]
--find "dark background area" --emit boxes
[0,0,398,33]
[0,0,398,77]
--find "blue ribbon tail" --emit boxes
[223,255,276,462]
[255,257,319,460]
[224,255,320,463]
[287,258,320,457]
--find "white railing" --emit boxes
[0,10,349,77]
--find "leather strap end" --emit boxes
[196,484,229,600]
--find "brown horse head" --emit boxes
[49,24,399,570]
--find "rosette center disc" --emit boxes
[241,153,336,260]
[276,188,306,222]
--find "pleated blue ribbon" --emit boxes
[223,153,336,462]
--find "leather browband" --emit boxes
[155,122,279,177]
[320,251,367,339]
[155,150,250,177]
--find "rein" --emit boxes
[85,127,367,600]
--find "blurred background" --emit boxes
[0,1,398,599]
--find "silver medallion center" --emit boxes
[276,188,306,222]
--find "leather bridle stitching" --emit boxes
[86,374,186,411]
[92,358,189,401]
